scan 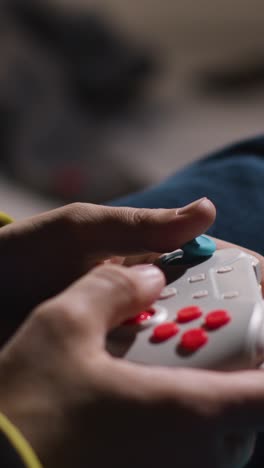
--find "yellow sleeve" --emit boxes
[0,212,14,228]
[0,412,43,468]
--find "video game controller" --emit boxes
[107,236,264,371]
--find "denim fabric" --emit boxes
[109,136,264,256]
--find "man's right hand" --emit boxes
[0,262,260,468]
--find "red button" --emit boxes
[124,309,155,326]
[177,306,203,323]
[205,310,231,330]
[152,323,179,342]
[180,329,208,351]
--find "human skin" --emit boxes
[0,198,263,468]
[0,197,215,341]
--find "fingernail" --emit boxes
[177,197,209,215]
[131,265,164,286]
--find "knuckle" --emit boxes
[128,208,151,227]
[63,202,93,223]
[55,300,80,328]
[34,297,85,337]
[127,208,165,231]
[61,202,101,245]
[32,303,60,339]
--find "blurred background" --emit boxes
[1,0,264,219]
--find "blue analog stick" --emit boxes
[159,235,216,266]
[182,235,216,259]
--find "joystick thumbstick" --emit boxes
[159,235,216,266]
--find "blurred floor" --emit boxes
[0,175,58,219]
[1,0,264,219]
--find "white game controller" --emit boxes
[107,238,264,371]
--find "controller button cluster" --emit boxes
[205,310,231,330]
[177,306,203,323]
[151,305,232,348]
[180,329,208,351]
[152,322,179,342]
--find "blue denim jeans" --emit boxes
[109,136,264,467]
[110,135,264,255]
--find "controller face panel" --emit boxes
[108,249,264,371]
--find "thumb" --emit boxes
[68,197,216,255]
[48,263,165,340]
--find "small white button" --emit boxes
[217,266,233,274]
[159,287,177,300]
[188,274,206,283]
[192,290,209,299]
[222,291,239,299]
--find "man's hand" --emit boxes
[0,198,215,340]
[0,262,259,468]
